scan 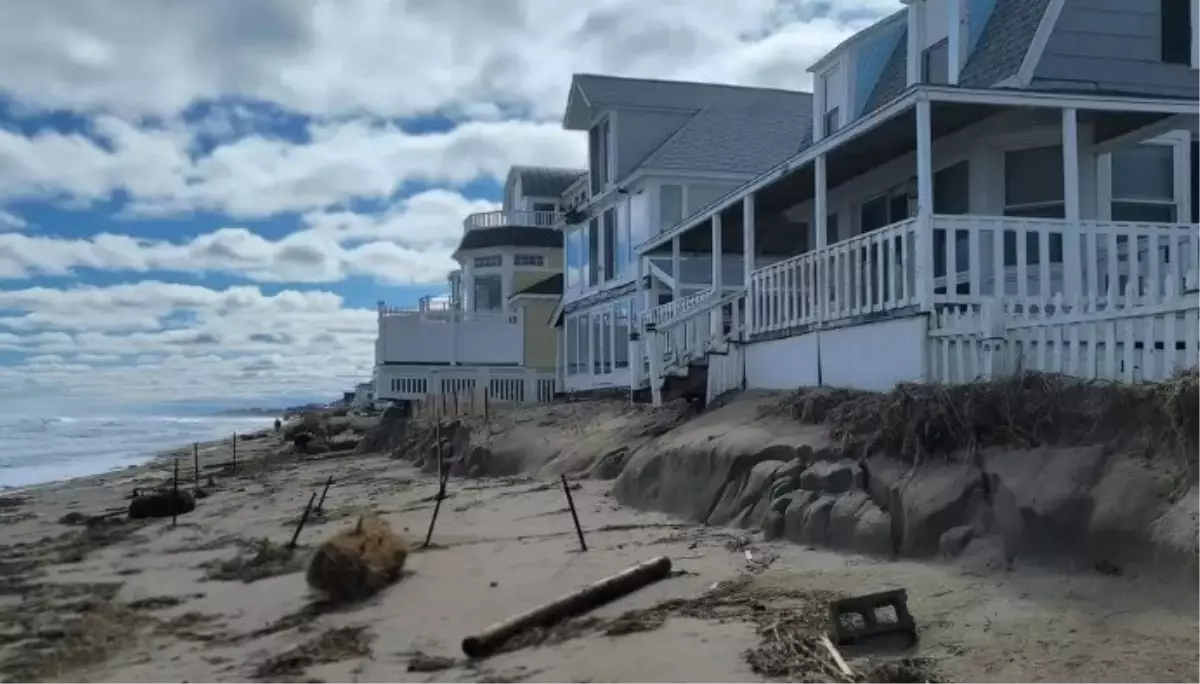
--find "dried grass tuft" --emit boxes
[305,514,409,603]
[768,370,1199,466]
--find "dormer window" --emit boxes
[821,65,842,135]
[1161,0,1197,65]
[589,117,613,193]
[922,39,949,84]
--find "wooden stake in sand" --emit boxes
[316,475,334,514]
[172,457,180,527]
[422,423,451,548]
[192,442,199,490]
[461,556,673,659]
[288,491,317,550]
[483,388,489,422]
[560,474,587,552]
[231,432,238,473]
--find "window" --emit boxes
[922,39,949,85]
[616,201,632,277]
[602,208,616,281]
[1160,0,1192,64]
[1004,146,1065,266]
[579,314,591,376]
[473,254,502,268]
[566,229,583,288]
[825,213,840,245]
[473,275,503,312]
[600,309,612,374]
[1111,143,1176,223]
[589,118,612,193]
[566,317,578,375]
[514,254,545,267]
[587,218,600,286]
[660,184,683,232]
[859,186,912,234]
[614,301,630,370]
[821,66,841,135]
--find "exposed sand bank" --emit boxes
[0,392,1195,682]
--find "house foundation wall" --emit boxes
[745,314,927,392]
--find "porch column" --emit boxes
[915,97,935,310]
[671,235,681,299]
[815,155,828,248]
[1062,107,1084,297]
[711,213,724,337]
[743,193,756,336]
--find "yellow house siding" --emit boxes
[513,270,552,292]
[519,299,558,370]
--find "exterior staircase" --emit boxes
[639,290,746,407]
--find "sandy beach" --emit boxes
[0,404,1196,683]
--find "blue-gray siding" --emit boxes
[1031,0,1199,99]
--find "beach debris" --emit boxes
[58,512,87,526]
[405,650,457,672]
[128,488,195,520]
[461,555,673,659]
[305,514,409,603]
[254,625,373,681]
[57,509,125,527]
[421,427,452,548]
[205,539,306,583]
[827,588,917,648]
[560,474,587,552]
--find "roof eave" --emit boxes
[562,78,594,131]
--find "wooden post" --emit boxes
[423,425,451,548]
[172,457,180,528]
[231,432,237,473]
[288,492,317,550]
[461,556,673,658]
[452,389,458,418]
[561,474,587,552]
[483,388,490,423]
[192,442,199,490]
[316,475,334,513]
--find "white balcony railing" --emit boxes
[376,365,557,404]
[747,215,1200,336]
[464,209,558,231]
[376,305,523,366]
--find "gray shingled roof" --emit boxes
[862,25,909,115]
[455,226,560,256]
[959,0,1052,87]
[570,74,812,177]
[638,90,813,174]
[511,166,585,198]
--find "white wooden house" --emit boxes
[373,166,582,406]
[553,0,1200,403]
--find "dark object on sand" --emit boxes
[827,588,916,647]
[58,511,87,526]
[461,555,673,659]
[306,515,410,602]
[407,651,456,672]
[315,476,334,514]
[275,418,282,432]
[422,425,451,548]
[128,488,196,520]
[560,474,587,552]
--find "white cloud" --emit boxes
[0,117,582,218]
[0,281,377,403]
[0,0,894,119]
[0,209,26,231]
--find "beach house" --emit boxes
[373,166,584,406]
[554,0,1200,404]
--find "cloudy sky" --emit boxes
[0,0,896,413]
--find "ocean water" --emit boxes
[0,415,277,490]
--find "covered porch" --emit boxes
[637,86,1199,340]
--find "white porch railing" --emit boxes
[749,218,919,333]
[929,271,1200,384]
[644,291,744,406]
[376,306,523,366]
[376,365,556,404]
[639,287,716,329]
[463,209,558,230]
[747,215,1200,335]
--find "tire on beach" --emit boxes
[306,514,409,602]
[128,489,196,519]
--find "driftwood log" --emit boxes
[461,555,673,659]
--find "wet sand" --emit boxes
[0,427,1196,682]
